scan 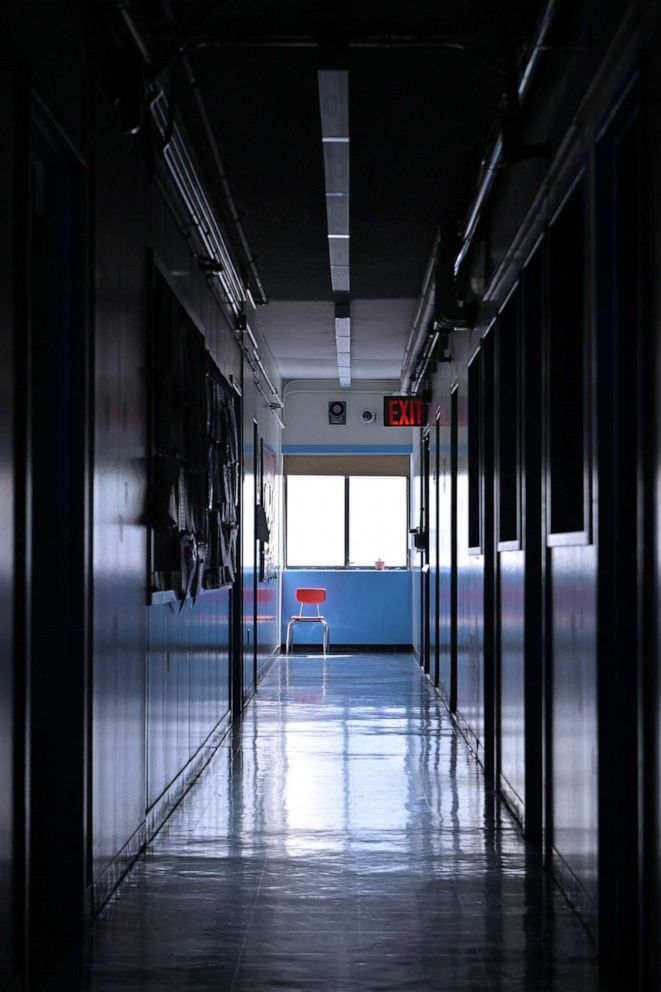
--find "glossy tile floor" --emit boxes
[83,654,600,991]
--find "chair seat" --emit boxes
[289,615,326,622]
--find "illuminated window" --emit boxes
[349,477,407,566]
[286,476,345,567]
[286,474,408,567]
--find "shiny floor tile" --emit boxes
[77,654,600,991]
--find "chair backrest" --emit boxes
[296,588,326,605]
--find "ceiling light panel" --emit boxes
[326,195,349,236]
[318,71,349,138]
[334,316,351,338]
[328,238,350,267]
[322,142,350,194]
[330,266,350,293]
[319,69,351,373]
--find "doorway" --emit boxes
[27,99,89,960]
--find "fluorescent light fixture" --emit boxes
[326,198,349,234]
[320,69,351,371]
[331,266,350,292]
[339,375,351,388]
[322,143,349,194]
[329,239,350,267]
[318,70,349,138]
[244,324,259,353]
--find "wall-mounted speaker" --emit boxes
[328,400,346,425]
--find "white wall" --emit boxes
[282,379,413,448]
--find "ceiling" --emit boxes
[144,0,546,383]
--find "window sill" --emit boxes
[284,566,409,572]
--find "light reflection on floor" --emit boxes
[77,653,600,991]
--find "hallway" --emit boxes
[81,655,599,991]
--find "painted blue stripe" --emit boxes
[283,444,412,455]
[282,569,412,645]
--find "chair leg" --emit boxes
[286,619,295,655]
[322,621,329,657]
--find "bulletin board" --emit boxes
[259,442,278,583]
[148,265,240,603]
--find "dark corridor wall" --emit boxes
[1,2,659,991]
[3,4,283,980]
[0,58,19,990]
[411,2,660,986]
[91,88,281,907]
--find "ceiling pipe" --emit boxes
[177,56,268,305]
[118,1,268,304]
[410,327,441,396]
[115,3,284,423]
[454,0,560,278]
[242,322,284,408]
[157,0,268,304]
[453,135,503,278]
[517,0,562,102]
[400,228,439,395]
[117,2,153,65]
[152,94,245,306]
[155,97,284,418]
[402,228,464,395]
[401,0,560,394]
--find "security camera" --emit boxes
[360,409,376,424]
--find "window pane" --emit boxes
[286,475,345,566]
[548,180,586,534]
[497,293,520,543]
[468,352,482,550]
[349,477,407,567]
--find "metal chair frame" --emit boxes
[285,589,330,657]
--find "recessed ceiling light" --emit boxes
[319,69,351,371]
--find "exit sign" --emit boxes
[383,396,428,427]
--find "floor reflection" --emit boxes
[76,653,599,991]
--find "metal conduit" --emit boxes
[118,3,261,309]
[518,0,561,101]
[453,135,503,278]
[181,58,269,304]
[118,3,153,65]
[117,3,283,422]
[401,0,560,394]
[156,102,282,413]
[156,0,268,303]
[151,90,245,310]
[165,118,242,299]
[454,0,560,278]
[399,228,440,395]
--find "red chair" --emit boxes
[285,588,330,657]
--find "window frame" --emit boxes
[284,472,410,569]
[496,284,523,552]
[467,347,483,555]
[545,171,593,547]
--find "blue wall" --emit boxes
[282,569,412,647]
